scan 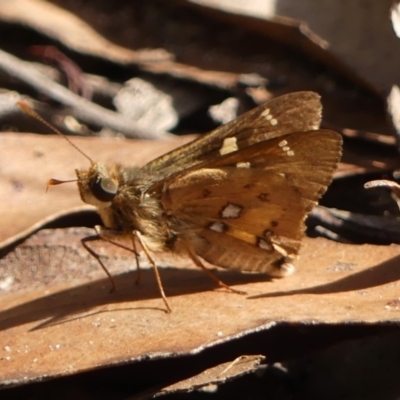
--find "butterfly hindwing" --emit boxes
[162,166,303,275]
[160,130,342,275]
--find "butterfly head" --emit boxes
[76,163,119,208]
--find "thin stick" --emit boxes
[0,48,171,139]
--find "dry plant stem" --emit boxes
[181,239,247,295]
[365,179,400,211]
[30,45,93,100]
[364,179,400,195]
[31,62,122,99]
[0,48,171,139]
[217,355,255,378]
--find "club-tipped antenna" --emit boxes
[17,100,93,164]
[46,178,78,192]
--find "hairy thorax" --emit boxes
[76,162,173,252]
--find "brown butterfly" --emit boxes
[21,91,342,312]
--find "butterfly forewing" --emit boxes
[204,129,342,213]
[143,91,323,177]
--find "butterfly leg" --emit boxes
[132,230,171,313]
[81,234,116,292]
[132,239,141,285]
[180,239,247,295]
[81,226,140,292]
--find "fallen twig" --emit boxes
[0,48,173,139]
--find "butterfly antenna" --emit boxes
[17,100,93,164]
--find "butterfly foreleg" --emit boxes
[131,238,141,285]
[132,230,171,313]
[81,225,140,292]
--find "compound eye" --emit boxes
[91,177,118,202]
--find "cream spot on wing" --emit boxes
[261,108,270,117]
[219,137,238,155]
[258,238,273,252]
[221,203,243,219]
[261,108,278,125]
[272,243,288,257]
[278,140,288,147]
[279,140,295,156]
[236,162,251,168]
[209,222,227,233]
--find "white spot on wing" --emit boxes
[219,137,238,155]
[261,108,278,125]
[221,203,242,219]
[258,238,273,252]
[279,140,295,156]
[272,243,288,257]
[261,108,270,117]
[236,162,251,168]
[278,140,288,147]
[209,222,226,232]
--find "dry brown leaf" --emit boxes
[209,0,399,97]
[0,0,391,136]
[0,133,195,249]
[271,0,400,94]
[159,355,265,395]
[186,0,383,97]
[0,0,171,64]
[1,230,400,387]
